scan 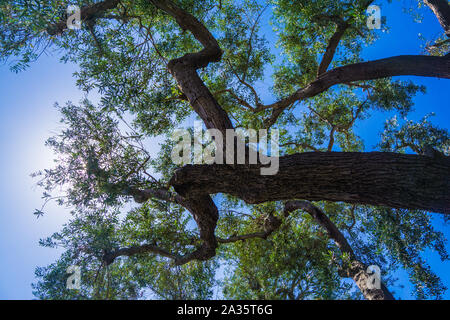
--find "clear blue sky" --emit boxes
[0,0,449,299]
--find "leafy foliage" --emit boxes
[0,0,448,299]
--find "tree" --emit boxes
[1,0,449,300]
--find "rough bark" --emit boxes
[170,152,450,214]
[284,201,394,300]
[424,0,450,37]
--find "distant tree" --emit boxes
[1,0,449,299]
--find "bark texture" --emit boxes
[424,0,450,37]
[149,0,234,135]
[170,152,450,214]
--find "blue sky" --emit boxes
[0,0,449,299]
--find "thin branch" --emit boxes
[280,142,319,152]
[327,126,336,151]
[426,38,450,53]
[217,213,282,243]
[103,244,179,265]
[226,59,262,108]
[346,205,357,231]
[242,4,269,81]
[86,21,104,56]
[217,232,271,243]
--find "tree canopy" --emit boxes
[1,0,449,300]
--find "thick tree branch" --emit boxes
[149,0,233,134]
[103,239,216,266]
[177,195,219,264]
[257,55,450,112]
[106,0,234,266]
[48,0,232,132]
[104,185,219,266]
[46,0,120,35]
[125,186,219,265]
[284,200,394,300]
[327,126,336,151]
[264,106,289,128]
[424,0,450,37]
[170,152,450,214]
